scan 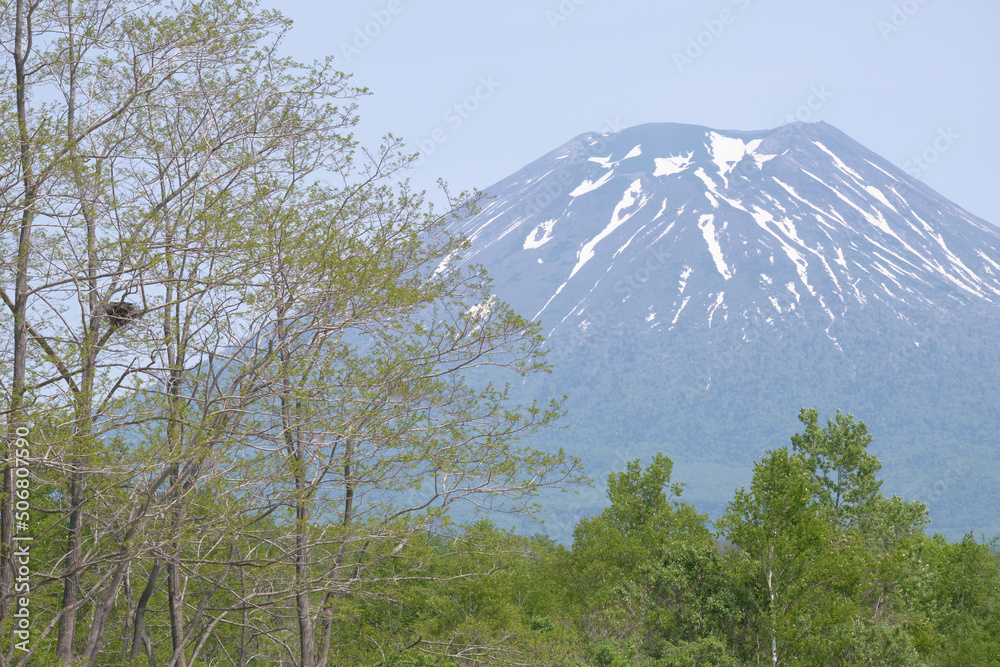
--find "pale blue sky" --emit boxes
[264,0,1000,226]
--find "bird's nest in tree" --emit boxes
[102,301,141,327]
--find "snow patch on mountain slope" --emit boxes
[653,152,693,177]
[698,215,732,280]
[524,219,557,249]
[433,248,460,277]
[707,292,725,327]
[569,180,645,280]
[694,168,718,192]
[772,216,804,248]
[615,225,648,258]
[708,133,763,182]
[977,250,1000,272]
[754,152,777,168]
[865,185,898,213]
[467,295,497,321]
[670,296,691,327]
[817,253,844,297]
[535,282,567,321]
[652,198,670,221]
[495,216,531,243]
[652,221,676,244]
[865,159,899,181]
[813,141,864,182]
[570,170,614,197]
[524,168,557,185]
[679,266,693,293]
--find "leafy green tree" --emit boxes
[922,533,1000,665]
[790,408,883,528]
[323,522,581,667]
[790,409,932,662]
[569,454,740,664]
[574,454,710,558]
[653,636,743,667]
[718,447,856,666]
[718,410,940,666]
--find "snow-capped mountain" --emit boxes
[458,121,1000,350]
[454,121,1000,541]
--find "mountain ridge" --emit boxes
[453,120,1000,541]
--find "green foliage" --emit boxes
[604,453,686,535]
[1,1,583,664]
[790,407,883,527]
[919,532,1000,665]
[652,636,743,666]
[719,447,855,663]
[567,456,743,665]
[326,413,999,667]
[715,411,953,666]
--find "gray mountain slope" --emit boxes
[452,121,1000,541]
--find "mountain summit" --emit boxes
[458,121,1000,348]
[454,121,1000,540]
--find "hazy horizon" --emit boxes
[262,0,999,227]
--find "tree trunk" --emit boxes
[168,558,187,667]
[129,559,164,663]
[3,0,35,625]
[767,544,778,667]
